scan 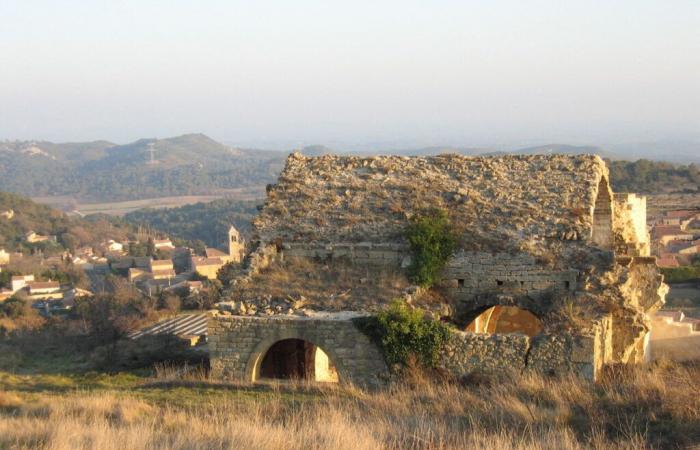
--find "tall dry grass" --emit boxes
[0,361,698,450]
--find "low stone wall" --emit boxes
[439,330,599,380]
[209,313,601,385]
[208,313,388,387]
[440,332,529,375]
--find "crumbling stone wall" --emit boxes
[218,152,667,380]
[440,251,578,322]
[592,177,614,250]
[439,330,600,380]
[281,242,407,268]
[614,193,650,257]
[208,313,388,387]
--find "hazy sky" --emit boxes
[0,0,698,148]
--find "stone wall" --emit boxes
[440,251,578,320]
[439,330,600,380]
[280,242,407,268]
[614,193,650,257]
[209,312,603,384]
[208,313,388,387]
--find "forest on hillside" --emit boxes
[0,192,138,253]
[124,199,260,249]
[0,134,286,202]
[607,159,700,194]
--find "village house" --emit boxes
[10,274,35,293]
[656,255,680,268]
[191,257,226,280]
[110,256,151,271]
[191,226,244,280]
[148,259,176,280]
[209,153,666,386]
[153,238,175,250]
[0,209,14,219]
[24,231,54,244]
[27,280,62,299]
[652,225,694,246]
[659,210,700,230]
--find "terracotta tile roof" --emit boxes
[205,248,228,258]
[656,256,679,268]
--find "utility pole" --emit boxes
[147,142,156,165]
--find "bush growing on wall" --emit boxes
[405,209,457,287]
[354,300,452,368]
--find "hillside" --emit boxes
[607,159,700,194]
[124,198,259,248]
[0,191,137,253]
[3,135,699,203]
[0,134,285,202]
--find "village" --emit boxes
[651,208,700,268]
[0,207,245,324]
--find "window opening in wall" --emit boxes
[457,279,465,287]
[465,306,543,337]
[258,339,339,382]
[564,281,571,290]
[496,280,504,286]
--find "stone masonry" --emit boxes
[210,153,667,383]
[209,312,388,387]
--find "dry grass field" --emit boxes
[0,361,698,450]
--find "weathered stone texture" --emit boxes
[280,242,408,268]
[439,331,599,380]
[441,251,578,320]
[439,332,530,375]
[254,153,609,260]
[209,313,388,387]
[210,153,668,384]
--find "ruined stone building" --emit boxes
[209,153,667,386]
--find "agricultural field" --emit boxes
[33,187,264,216]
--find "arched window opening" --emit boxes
[591,177,613,249]
[465,306,543,337]
[258,339,339,382]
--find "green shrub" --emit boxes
[405,209,457,287]
[354,300,452,368]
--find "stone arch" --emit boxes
[457,290,550,326]
[247,334,346,383]
[591,176,613,250]
[209,315,388,387]
[465,305,544,337]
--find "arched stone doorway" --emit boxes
[258,338,339,382]
[465,305,543,337]
[209,315,388,387]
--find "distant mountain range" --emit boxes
[297,142,695,161]
[1,134,698,203]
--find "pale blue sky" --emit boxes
[0,0,698,148]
